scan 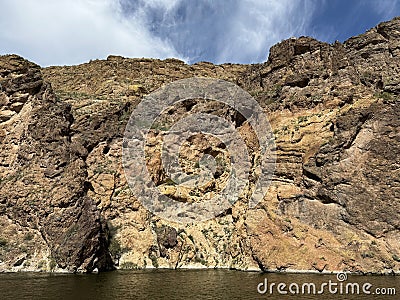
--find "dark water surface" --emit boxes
[0,269,398,300]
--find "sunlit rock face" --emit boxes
[0,17,399,274]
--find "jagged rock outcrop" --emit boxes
[0,18,399,274]
[0,55,113,272]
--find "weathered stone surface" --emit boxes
[0,18,399,274]
[0,55,113,272]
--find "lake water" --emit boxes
[0,269,398,299]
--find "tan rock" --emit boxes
[1,17,400,274]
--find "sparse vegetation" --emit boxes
[120,261,138,270]
[24,233,34,241]
[149,254,159,268]
[37,260,46,270]
[361,252,374,259]
[297,115,309,123]
[1,172,24,184]
[0,237,7,247]
[194,252,208,266]
[49,258,57,271]
[151,120,170,131]
[194,256,207,266]
[375,91,395,103]
[201,228,209,237]
[107,222,126,259]
[393,254,400,262]
[164,178,177,186]
[93,165,116,175]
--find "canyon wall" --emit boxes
[0,18,399,273]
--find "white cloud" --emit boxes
[216,0,317,63]
[366,0,400,20]
[0,0,318,66]
[0,0,180,66]
[119,0,318,64]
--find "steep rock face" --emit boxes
[241,18,400,273]
[0,18,399,274]
[0,55,112,272]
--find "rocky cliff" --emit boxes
[0,17,399,274]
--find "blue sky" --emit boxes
[0,0,399,66]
